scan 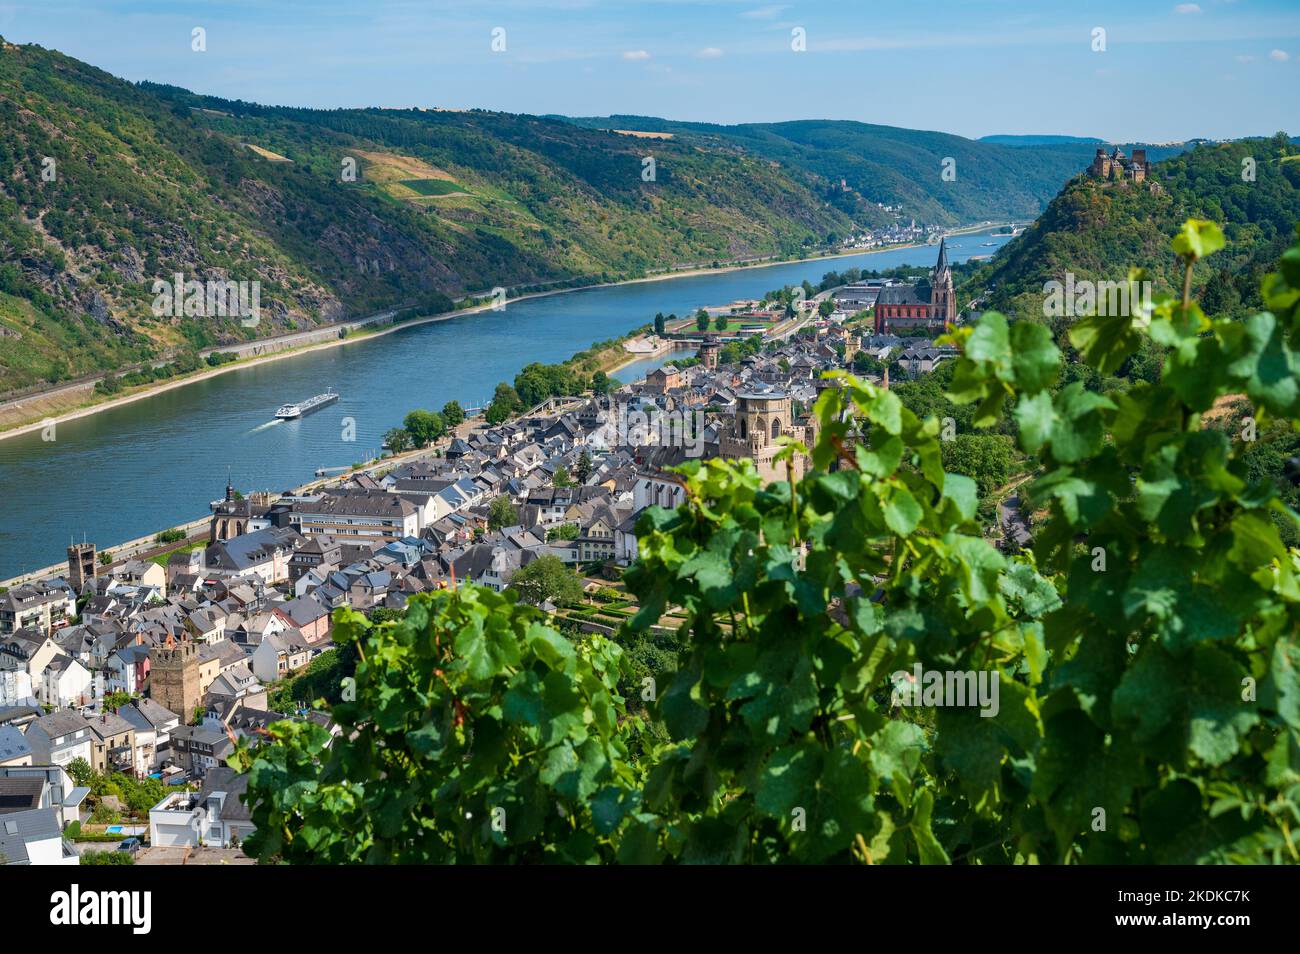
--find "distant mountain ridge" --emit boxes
[562,116,1190,227]
[978,134,1107,146]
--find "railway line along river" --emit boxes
[0,231,1011,580]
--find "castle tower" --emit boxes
[698,336,721,371]
[149,636,201,722]
[719,391,801,484]
[67,541,96,593]
[929,238,956,328]
[1130,149,1148,183]
[1090,148,1112,178]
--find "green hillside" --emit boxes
[0,40,861,395]
[562,115,1188,227]
[963,135,1300,320]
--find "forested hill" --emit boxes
[0,40,860,395]
[964,135,1300,318]
[561,115,1188,227]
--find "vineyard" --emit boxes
[232,222,1300,864]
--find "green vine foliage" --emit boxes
[234,223,1300,864]
[236,587,640,863]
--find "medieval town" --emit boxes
[0,239,1010,863]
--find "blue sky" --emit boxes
[1,0,1297,141]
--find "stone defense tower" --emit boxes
[1130,149,1148,183]
[698,336,721,370]
[67,542,96,592]
[149,637,200,721]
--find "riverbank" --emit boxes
[0,225,1008,443]
[0,393,580,590]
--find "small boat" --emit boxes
[981,242,997,247]
[275,388,339,420]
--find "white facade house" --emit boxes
[148,768,253,849]
[37,657,93,709]
[119,699,181,774]
[0,764,89,828]
[251,632,313,684]
[149,790,203,848]
[0,670,36,708]
[23,712,95,770]
[105,645,151,695]
[0,807,79,865]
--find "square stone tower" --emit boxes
[149,637,201,722]
[67,542,97,592]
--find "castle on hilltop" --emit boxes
[1089,146,1151,183]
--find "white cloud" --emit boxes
[697,47,723,58]
[742,5,786,19]
[1270,49,1290,61]
[1174,3,1201,14]
[622,49,651,61]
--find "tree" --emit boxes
[713,313,727,331]
[514,362,580,407]
[508,554,583,606]
[695,309,710,332]
[941,434,1014,497]
[488,495,518,531]
[67,757,93,788]
[441,400,465,430]
[384,427,411,454]
[102,690,133,713]
[575,449,593,484]
[653,312,666,336]
[547,523,580,541]
[552,465,572,488]
[485,382,521,424]
[404,409,445,447]
[590,370,612,395]
[818,299,835,318]
[851,351,884,375]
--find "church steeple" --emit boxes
[934,237,949,276]
[930,237,956,328]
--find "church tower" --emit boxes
[929,238,956,328]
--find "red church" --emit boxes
[874,239,956,335]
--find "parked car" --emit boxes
[118,836,142,854]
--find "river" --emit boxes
[0,231,1012,579]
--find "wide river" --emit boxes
[0,231,1011,579]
